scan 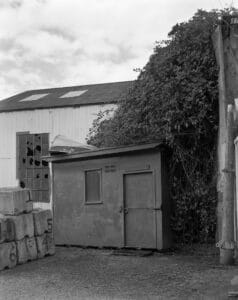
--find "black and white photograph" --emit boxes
[0,0,238,299]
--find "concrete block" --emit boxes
[0,188,32,215]
[0,217,7,243]
[5,219,15,242]
[26,201,33,213]
[16,237,37,264]
[36,232,55,258]
[0,242,17,270]
[0,217,15,243]
[33,209,53,236]
[231,275,238,286]
[8,213,34,240]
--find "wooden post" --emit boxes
[212,16,238,243]
[219,104,235,265]
[212,25,227,241]
[234,99,238,257]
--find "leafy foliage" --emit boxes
[87,9,224,243]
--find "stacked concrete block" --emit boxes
[0,242,17,270]
[0,188,33,215]
[33,209,53,236]
[0,216,15,243]
[35,233,55,258]
[8,213,34,240]
[16,237,37,264]
[33,209,55,258]
[0,188,55,271]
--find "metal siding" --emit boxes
[0,104,116,210]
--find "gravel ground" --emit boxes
[0,246,237,300]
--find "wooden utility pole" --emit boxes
[213,15,238,264]
[219,104,235,265]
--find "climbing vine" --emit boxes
[87,9,233,243]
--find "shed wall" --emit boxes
[0,104,116,209]
[53,152,167,248]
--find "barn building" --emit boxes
[0,81,132,210]
[48,143,172,250]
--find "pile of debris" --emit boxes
[0,188,55,271]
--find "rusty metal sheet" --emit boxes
[18,133,49,202]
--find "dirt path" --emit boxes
[0,247,237,299]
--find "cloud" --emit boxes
[0,0,23,9]
[0,38,15,52]
[40,26,76,42]
[0,0,228,99]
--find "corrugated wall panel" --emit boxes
[0,104,116,209]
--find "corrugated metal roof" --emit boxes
[0,81,133,113]
[50,135,97,154]
[45,142,165,163]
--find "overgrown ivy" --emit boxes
[87,9,231,243]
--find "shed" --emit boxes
[48,143,172,250]
[0,81,132,210]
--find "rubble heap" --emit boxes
[0,188,55,271]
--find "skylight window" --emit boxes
[20,93,49,102]
[60,90,88,98]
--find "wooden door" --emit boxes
[17,132,49,203]
[123,171,156,249]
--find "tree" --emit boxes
[87,9,224,243]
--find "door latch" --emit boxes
[119,206,129,214]
[153,207,162,211]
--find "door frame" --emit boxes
[122,169,157,248]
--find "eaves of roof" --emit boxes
[45,142,165,163]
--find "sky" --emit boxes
[0,0,236,99]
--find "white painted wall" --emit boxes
[0,104,116,209]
